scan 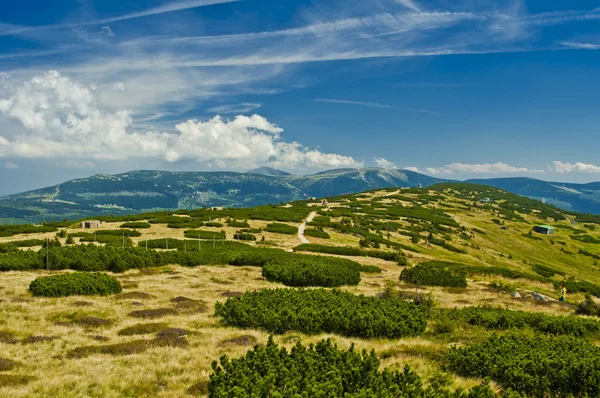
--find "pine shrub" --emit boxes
[29,272,122,297]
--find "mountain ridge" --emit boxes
[2,168,600,222]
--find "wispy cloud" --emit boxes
[314,98,393,109]
[207,103,262,114]
[0,0,242,37]
[558,41,600,50]
[424,162,542,176]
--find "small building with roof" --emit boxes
[80,220,101,229]
[533,225,554,235]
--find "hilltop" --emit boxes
[2,183,600,395]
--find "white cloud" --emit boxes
[4,161,19,169]
[553,161,600,174]
[100,26,115,38]
[424,162,540,175]
[0,71,360,172]
[373,157,397,169]
[112,82,126,91]
[404,166,419,172]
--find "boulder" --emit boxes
[524,294,533,299]
[533,292,548,301]
[510,291,521,298]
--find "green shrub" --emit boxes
[183,230,226,240]
[575,295,600,317]
[532,264,565,278]
[209,337,495,397]
[441,306,599,336]
[447,333,600,397]
[215,288,430,338]
[556,278,600,298]
[294,243,407,265]
[29,272,122,297]
[120,222,151,229]
[303,228,330,239]
[233,233,256,241]
[400,262,467,288]
[264,223,298,235]
[262,255,362,287]
[226,220,250,228]
[204,222,224,228]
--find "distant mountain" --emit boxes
[0,168,448,223]
[467,177,600,214]
[246,166,291,176]
[3,168,600,223]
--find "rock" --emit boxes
[524,294,533,299]
[510,291,521,298]
[533,292,548,301]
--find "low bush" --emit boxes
[120,222,151,229]
[183,230,226,240]
[215,288,430,338]
[294,243,407,265]
[264,222,298,235]
[441,306,600,336]
[209,337,495,397]
[118,322,169,336]
[532,264,565,278]
[233,233,256,241]
[226,220,250,228]
[204,222,224,228]
[303,228,330,239]
[262,255,362,287]
[29,272,122,297]
[447,333,600,397]
[400,262,467,288]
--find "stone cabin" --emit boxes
[80,220,101,229]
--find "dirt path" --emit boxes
[565,215,577,226]
[298,211,317,244]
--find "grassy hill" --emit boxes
[2,184,600,395]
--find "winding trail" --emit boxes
[298,211,317,244]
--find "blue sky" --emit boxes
[1,0,600,195]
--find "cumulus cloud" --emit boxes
[373,157,397,169]
[424,162,539,175]
[553,161,600,174]
[404,166,420,172]
[0,71,360,172]
[4,161,19,169]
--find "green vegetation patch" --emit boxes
[226,220,250,228]
[447,333,600,397]
[215,288,429,338]
[233,233,256,241]
[262,255,362,287]
[120,222,151,229]
[209,337,494,397]
[183,230,226,240]
[303,228,330,239]
[400,262,467,288]
[264,222,298,235]
[29,272,122,297]
[294,243,407,265]
[441,306,599,336]
[118,322,169,336]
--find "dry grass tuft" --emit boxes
[0,357,18,371]
[115,292,155,300]
[67,334,188,359]
[0,331,18,344]
[57,316,113,329]
[187,380,209,396]
[128,308,177,319]
[156,328,188,338]
[0,374,34,387]
[10,297,32,303]
[21,335,58,344]
[72,300,93,307]
[118,322,169,336]
[89,335,109,341]
[170,296,194,303]
[218,335,257,347]
[220,290,243,297]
